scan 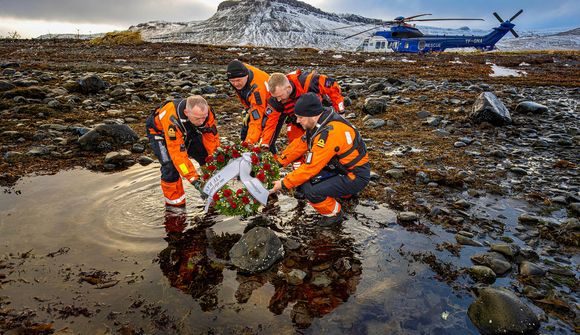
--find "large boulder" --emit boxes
[470,92,512,126]
[229,227,284,274]
[468,287,540,335]
[78,124,139,151]
[77,75,108,94]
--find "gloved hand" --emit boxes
[192,180,208,200]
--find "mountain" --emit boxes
[129,0,382,50]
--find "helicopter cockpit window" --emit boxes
[381,42,386,49]
[375,41,381,49]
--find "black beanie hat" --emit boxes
[226,60,249,79]
[294,92,323,117]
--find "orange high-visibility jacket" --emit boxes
[279,109,368,190]
[230,63,270,144]
[148,99,219,183]
[262,70,345,146]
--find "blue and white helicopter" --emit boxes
[341,10,523,53]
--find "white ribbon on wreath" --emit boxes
[202,152,270,212]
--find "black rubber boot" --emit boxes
[318,210,344,227]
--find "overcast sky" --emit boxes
[1,0,578,38]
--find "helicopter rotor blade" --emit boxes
[510,29,519,38]
[344,26,379,40]
[509,9,523,22]
[331,23,371,31]
[403,13,432,20]
[407,18,484,22]
[493,12,504,23]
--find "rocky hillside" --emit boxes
[129,0,382,49]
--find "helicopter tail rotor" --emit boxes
[493,10,522,38]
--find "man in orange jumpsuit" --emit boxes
[146,95,219,207]
[269,93,369,226]
[226,60,270,146]
[263,71,345,154]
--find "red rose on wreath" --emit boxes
[257,171,266,182]
[205,156,214,163]
[232,149,241,158]
[251,154,259,165]
[213,193,220,201]
[263,163,271,171]
[217,154,225,163]
[252,147,261,154]
[236,188,244,196]
[242,196,250,204]
[202,173,210,181]
[207,165,217,171]
[223,189,232,197]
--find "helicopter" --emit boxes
[339,10,523,53]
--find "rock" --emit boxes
[2,86,47,99]
[109,87,126,98]
[200,85,217,94]
[423,116,441,127]
[137,156,154,165]
[363,97,387,115]
[104,149,131,164]
[291,302,313,328]
[490,244,519,258]
[78,124,139,151]
[515,101,548,114]
[3,151,23,163]
[456,234,483,247]
[27,146,51,156]
[311,273,332,287]
[386,168,405,179]
[510,167,528,175]
[0,80,15,92]
[286,269,307,285]
[470,92,512,126]
[454,141,467,148]
[471,252,512,275]
[363,118,386,129]
[469,265,496,284]
[523,286,546,300]
[570,203,580,215]
[77,75,108,94]
[131,143,145,153]
[432,129,450,137]
[519,261,545,277]
[369,171,380,181]
[397,212,418,222]
[518,213,541,225]
[229,227,284,274]
[468,287,540,335]
[416,110,431,119]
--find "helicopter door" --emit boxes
[418,40,426,50]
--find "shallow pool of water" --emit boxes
[0,164,573,334]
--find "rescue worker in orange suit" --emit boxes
[226,60,270,147]
[269,93,370,226]
[263,71,345,154]
[146,95,219,207]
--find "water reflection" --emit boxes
[156,204,362,330]
[158,209,224,311]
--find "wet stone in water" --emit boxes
[229,227,284,274]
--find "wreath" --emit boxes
[200,142,280,217]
